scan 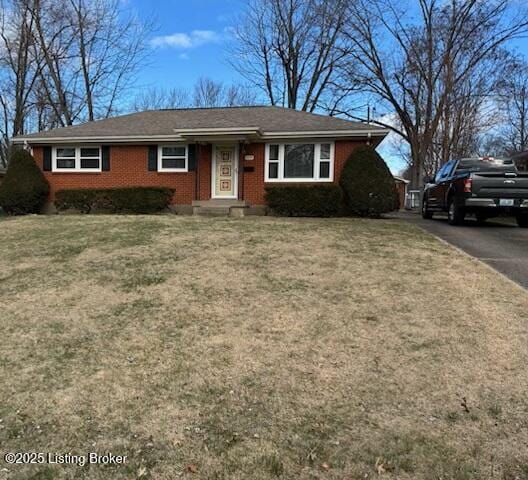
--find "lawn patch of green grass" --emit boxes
[0,215,527,479]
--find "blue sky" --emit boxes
[126,0,528,174]
[130,0,246,91]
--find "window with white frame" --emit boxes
[53,146,101,172]
[265,142,334,182]
[158,145,188,172]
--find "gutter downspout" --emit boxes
[239,142,245,202]
[195,142,199,201]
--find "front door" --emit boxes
[213,146,237,198]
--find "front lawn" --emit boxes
[1,215,527,479]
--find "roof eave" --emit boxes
[13,128,389,144]
[12,134,186,145]
[260,129,389,139]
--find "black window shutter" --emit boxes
[188,144,196,171]
[148,145,158,171]
[43,146,52,171]
[101,146,110,171]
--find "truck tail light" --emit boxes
[463,178,472,193]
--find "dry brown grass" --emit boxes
[1,214,528,480]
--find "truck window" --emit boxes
[455,158,517,174]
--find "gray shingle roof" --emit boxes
[14,106,387,142]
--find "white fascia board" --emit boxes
[261,129,389,139]
[12,135,187,144]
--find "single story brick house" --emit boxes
[13,106,388,214]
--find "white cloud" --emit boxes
[150,30,220,49]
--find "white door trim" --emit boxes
[211,144,239,199]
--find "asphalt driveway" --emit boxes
[396,211,528,288]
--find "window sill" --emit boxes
[51,170,102,174]
[157,169,189,173]
[264,178,333,183]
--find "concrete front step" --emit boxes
[195,207,231,216]
[192,202,248,217]
[192,199,247,208]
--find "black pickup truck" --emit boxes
[422,157,528,227]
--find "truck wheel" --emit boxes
[516,213,528,228]
[447,199,465,226]
[421,197,433,219]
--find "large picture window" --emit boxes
[53,146,101,172]
[265,142,334,182]
[158,145,188,172]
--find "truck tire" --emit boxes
[421,197,433,219]
[447,199,465,226]
[516,213,528,228]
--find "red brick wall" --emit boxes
[241,143,266,205]
[33,145,195,205]
[197,144,212,201]
[240,139,371,205]
[33,139,374,206]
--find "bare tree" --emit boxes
[68,0,150,120]
[0,0,42,165]
[493,58,528,155]
[192,77,223,107]
[131,86,190,111]
[342,0,528,187]
[426,51,508,176]
[223,84,258,107]
[29,0,78,126]
[130,78,257,111]
[28,0,150,127]
[192,77,257,107]
[0,0,151,165]
[230,0,349,111]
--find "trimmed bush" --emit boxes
[340,146,398,217]
[265,185,342,217]
[0,149,49,215]
[55,189,97,214]
[55,187,175,214]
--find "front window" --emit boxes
[268,144,279,179]
[284,144,314,178]
[80,147,100,169]
[158,145,188,172]
[265,142,334,182]
[53,146,101,172]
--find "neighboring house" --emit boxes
[13,106,389,214]
[394,175,410,209]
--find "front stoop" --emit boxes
[192,200,249,217]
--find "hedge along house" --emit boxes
[12,106,389,215]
